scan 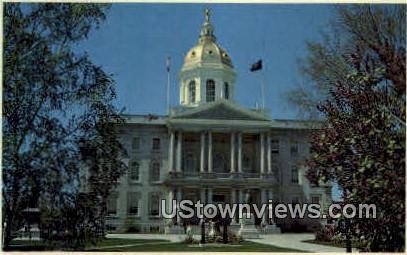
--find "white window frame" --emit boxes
[129,161,140,182]
[189,80,196,103]
[152,137,161,151]
[291,165,299,184]
[206,79,215,102]
[128,192,140,216]
[132,137,141,151]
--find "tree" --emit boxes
[300,5,405,252]
[3,3,127,249]
[286,4,405,119]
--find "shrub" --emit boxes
[315,224,335,242]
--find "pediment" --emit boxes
[171,100,270,121]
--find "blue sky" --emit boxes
[77,3,335,119]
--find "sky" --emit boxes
[76,3,341,200]
[76,3,335,119]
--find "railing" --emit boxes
[168,171,272,180]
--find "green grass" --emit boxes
[94,241,304,252]
[91,238,169,247]
[7,239,47,251]
[303,239,360,249]
[9,238,305,252]
[8,238,169,251]
[9,240,43,246]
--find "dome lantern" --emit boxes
[199,8,216,43]
[179,8,236,107]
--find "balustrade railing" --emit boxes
[168,171,271,180]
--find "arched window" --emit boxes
[149,193,160,216]
[206,79,215,102]
[224,82,229,100]
[150,161,160,182]
[291,165,298,184]
[129,162,140,181]
[189,81,196,103]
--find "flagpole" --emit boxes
[250,59,264,111]
[166,56,171,115]
[167,70,170,115]
[260,73,265,110]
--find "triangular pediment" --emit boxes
[170,100,270,121]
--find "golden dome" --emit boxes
[182,8,234,69]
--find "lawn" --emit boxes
[92,241,304,252]
[7,238,169,251]
[89,238,169,247]
[9,238,304,252]
[303,239,360,249]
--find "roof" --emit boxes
[120,104,321,130]
[170,99,270,121]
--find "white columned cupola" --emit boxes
[179,8,236,107]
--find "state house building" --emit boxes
[106,9,331,233]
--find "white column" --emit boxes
[261,189,267,224]
[200,188,206,204]
[176,131,182,172]
[168,188,175,222]
[230,133,235,173]
[267,189,273,201]
[260,133,265,174]
[238,133,242,173]
[168,131,174,172]
[238,189,244,203]
[268,189,274,224]
[176,188,182,224]
[231,188,236,223]
[208,131,213,173]
[207,188,213,204]
[200,131,205,173]
[267,132,272,173]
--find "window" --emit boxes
[150,161,160,182]
[272,164,279,182]
[149,193,160,216]
[224,82,229,99]
[107,193,117,215]
[129,162,140,181]
[291,196,300,204]
[184,153,197,176]
[128,192,140,215]
[291,165,299,184]
[311,195,320,204]
[132,137,140,150]
[271,140,279,154]
[206,79,215,102]
[290,141,299,156]
[152,138,161,150]
[243,155,250,169]
[189,80,196,103]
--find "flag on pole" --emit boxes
[250,59,262,72]
[166,56,171,72]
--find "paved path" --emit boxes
[252,234,347,252]
[107,233,185,242]
[89,241,171,250]
[107,233,353,252]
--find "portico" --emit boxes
[164,100,278,229]
[168,130,274,178]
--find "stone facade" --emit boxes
[105,9,331,234]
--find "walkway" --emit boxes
[107,233,353,252]
[107,233,185,242]
[252,234,348,252]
